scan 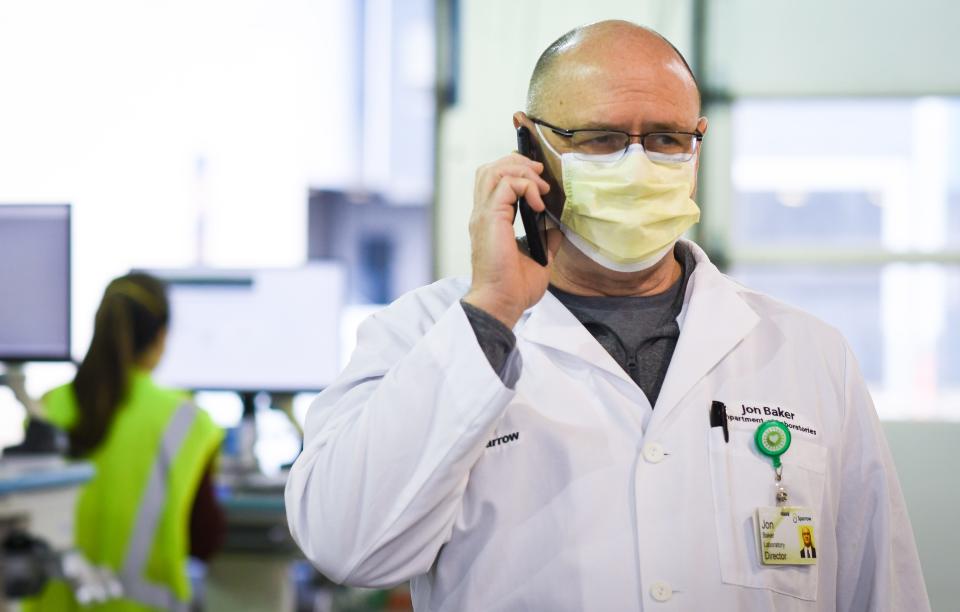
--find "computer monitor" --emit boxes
[0,204,71,362]
[149,264,345,393]
[307,189,431,304]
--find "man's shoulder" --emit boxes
[390,276,471,317]
[363,277,471,335]
[683,241,845,348]
[721,273,847,350]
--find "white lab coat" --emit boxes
[285,241,929,611]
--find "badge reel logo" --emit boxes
[761,427,787,455]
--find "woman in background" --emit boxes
[15,272,224,611]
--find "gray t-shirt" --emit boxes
[462,242,697,407]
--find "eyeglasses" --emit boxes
[530,117,703,164]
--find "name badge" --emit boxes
[755,506,817,565]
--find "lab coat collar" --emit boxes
[651,242,759,428]
[517,287,636,388]
[517,241,760,424]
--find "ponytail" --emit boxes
[70,273,169,457]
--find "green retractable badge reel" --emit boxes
[755,420,792,505]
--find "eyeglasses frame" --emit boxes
[527,116,704,161]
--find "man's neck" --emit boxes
[549,240,682,297]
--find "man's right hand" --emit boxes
[463,153,560,329]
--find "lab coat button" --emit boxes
[643,442,665,463]
[650,581,673,602]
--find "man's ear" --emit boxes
[691,116,709,198]
[513,111,528,130]
[513,111,543,163]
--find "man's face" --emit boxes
[524,44,706,214]
[802,529,812,547]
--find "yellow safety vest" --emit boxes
[25,370,223,611]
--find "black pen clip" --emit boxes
[710,400,730,443]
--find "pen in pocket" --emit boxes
[710,400,729,443]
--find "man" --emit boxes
[286,20,929,611]
[801,526,817,559]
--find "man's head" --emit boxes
[525,21,700,120]
[516,20,704,166]
[801,526,813,547]
[513,21,706,287]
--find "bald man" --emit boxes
[287,21,929,611]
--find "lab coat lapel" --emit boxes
[518,290,636,387]
[650,252,760,429]
[516,244,759,419]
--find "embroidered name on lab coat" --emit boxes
[486,432,520,448]
[728,403,819,437]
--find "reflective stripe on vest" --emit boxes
[119,401,196,611]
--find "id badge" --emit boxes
[755,506,817,565]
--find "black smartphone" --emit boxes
[516,126,548,266]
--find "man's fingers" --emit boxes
[508,151,543,169]
[495,176,545,212]
[489,165,550,194]
[498,165,550,193]
[476,154,541,182]
[472,155,551,231]
[490,167,550,193]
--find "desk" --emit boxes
[0,456,93,610]
[206,473,297,611]
[209,471,411,612]
[0,456,93,548]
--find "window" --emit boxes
[727,98,960,419]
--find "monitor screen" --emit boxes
[150,264,345,392]
[0,204,71,361]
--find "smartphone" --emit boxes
[516,126,548,266]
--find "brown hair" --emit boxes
[69,273,169,457]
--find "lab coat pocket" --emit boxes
[708,427,826,601]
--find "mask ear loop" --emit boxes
[531,123,565,231]
[533,123,563,159]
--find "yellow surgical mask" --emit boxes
[538,126,701,272]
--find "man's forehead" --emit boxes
[553,53,696,95]
[538,57,700,127]
[527,21,701,124]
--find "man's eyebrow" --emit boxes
[564,121,620,131]
[643,120,692,132]
[567,120,695,132]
